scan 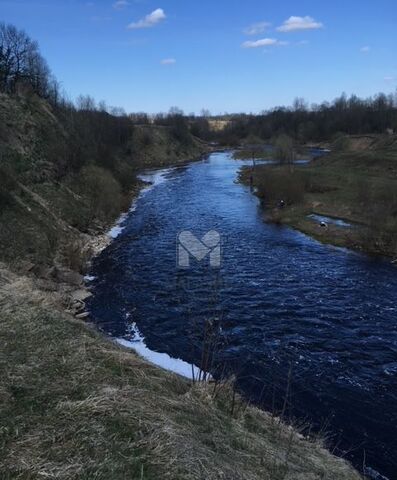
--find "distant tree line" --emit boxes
[214,93,397,145]
[2,21,396,152]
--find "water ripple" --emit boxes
[89,152,397,479]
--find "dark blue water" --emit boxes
[89,152,397,479]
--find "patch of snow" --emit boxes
[84,275,96,282]
[116,322,206,380]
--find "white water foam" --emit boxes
[84,274,96,282]
[106,167,176,240]
[103,166,212,379]
[116,322,204,380]
[138,167,176,193]
[108,211,129,239]
[106,167,211,380]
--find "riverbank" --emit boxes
[0,93,208,273]
[239,135,397,260]
[0,264,362,480]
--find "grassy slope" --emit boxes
[241,135,397,257]
[0,269,361,480]
[130,124,207,169]
[0,94,205,270]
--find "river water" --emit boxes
[88,151,397,479]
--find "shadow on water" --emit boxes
[88,151,397,480]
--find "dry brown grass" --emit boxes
[0,269,361,480]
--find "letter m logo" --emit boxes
[177,230,221,268]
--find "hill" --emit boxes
[0,93,205,272]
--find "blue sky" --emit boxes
[1,0,396,113]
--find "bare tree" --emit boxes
[274,134,294,165]
[169,106,184,116]
[292,97,308,112]
[76,94,97,111]
[0,22,52,95]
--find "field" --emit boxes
[240,135,397,258]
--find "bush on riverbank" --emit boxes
[77,166,123,223]
[254,167,307,206]
[273,134,294,164]
[356,180,397,254]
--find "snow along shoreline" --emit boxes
[91,165,207,380]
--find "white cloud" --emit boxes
[161,58,176,65]
[242,38,286,48]
[113,0,129,10]
[244,21,271,35]
[277,16,323,32]
[360,46,370,53]
[127,8,166,29]
[384,76,395,82]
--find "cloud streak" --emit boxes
[277,16,323,32]
[242,38,288,48]
[360,46,370,53]
[113,0,129,10]
[128,8,166,29]
[244,21,271,36]
[161,58,176,65]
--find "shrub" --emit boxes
[141,130,153,147]
[170,115,192,145]
[256,168,305,206]
[332,133,351,152]
[61,239,92,273]
[274,134,294,164]
[355,180,397,255]
[77,166,122,222]
[113,161,136,193]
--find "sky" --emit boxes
[1,0,396,114]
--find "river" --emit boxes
[88,151,397,479]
